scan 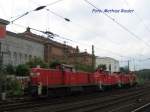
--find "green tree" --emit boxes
[49,60,61,69]
[16,64,29,76]
[136,69,150,80]
[0,73,7,93]
[97,64,107,71]
[6,78,23,96]
[120,66,129,73]
[75,64,93,72]
[26,57,48,68]
[5,64,15,75]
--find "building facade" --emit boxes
[95,57,119,73]
[1,31,44,66]
[0,24,45,66]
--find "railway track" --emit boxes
[0,85,150,112]
[131,102,150,112]
[50,87,150,112]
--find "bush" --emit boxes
[6,78,23,96]
[49,60,61,69]
[26,57,48,68]
[16,64,29,76]
[97,64,107,71]
[5,64,15,75]
[75,64,93,72]
[120,66,129,73]
[0,73,7,93]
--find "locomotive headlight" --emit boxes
[36,73,40,76]
[30,73,34,76]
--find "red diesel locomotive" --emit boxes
[29,64,137,96]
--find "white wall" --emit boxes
[95,57,119,73]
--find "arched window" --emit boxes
[19,53,22,64]
[13,52,17,65]
[8,52,11,64]
[25,54,27,62]
[29,55,32,61]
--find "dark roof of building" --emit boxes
[0,18,10,25]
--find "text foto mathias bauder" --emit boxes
[92,9,134,13]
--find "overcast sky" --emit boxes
[0,0,150,70]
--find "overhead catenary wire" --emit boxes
[83,0,150,48]
[10,0,69,23]
[29,0,128,48]
[45,0,67,7]
[123,0,150,33]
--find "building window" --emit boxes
[25,54,27,62]
[13,52,17,65]
[29,55,32,61]
[109,64,111,72]
[114,65,116,71]
[19,53,22,64]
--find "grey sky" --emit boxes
[0,0,150,70]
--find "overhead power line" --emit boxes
[46,9,70,22]
[123,0,150,33]
[45,0,67,7]
[56,35,132,59]
[30,0,125,47]
[30,0,70,22]
[10,6,46,23]
[84,0,150,48]
[10,0,69,23]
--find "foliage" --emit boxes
[97,64,107,71]
[16,64,30,76]
[120,66,129,73]
[0,73,7,93]
[75,64,93,72]
[135,69,150,81]
[49,60,61,69]
[0,73,23,96]
[5,64,15,75]
[6,78,23,96]
[0,65,6,73]
[26,57,48,68]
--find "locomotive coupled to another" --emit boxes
[29,64,137,96]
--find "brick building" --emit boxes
[44,40,76,63]
[68,51,93,66]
